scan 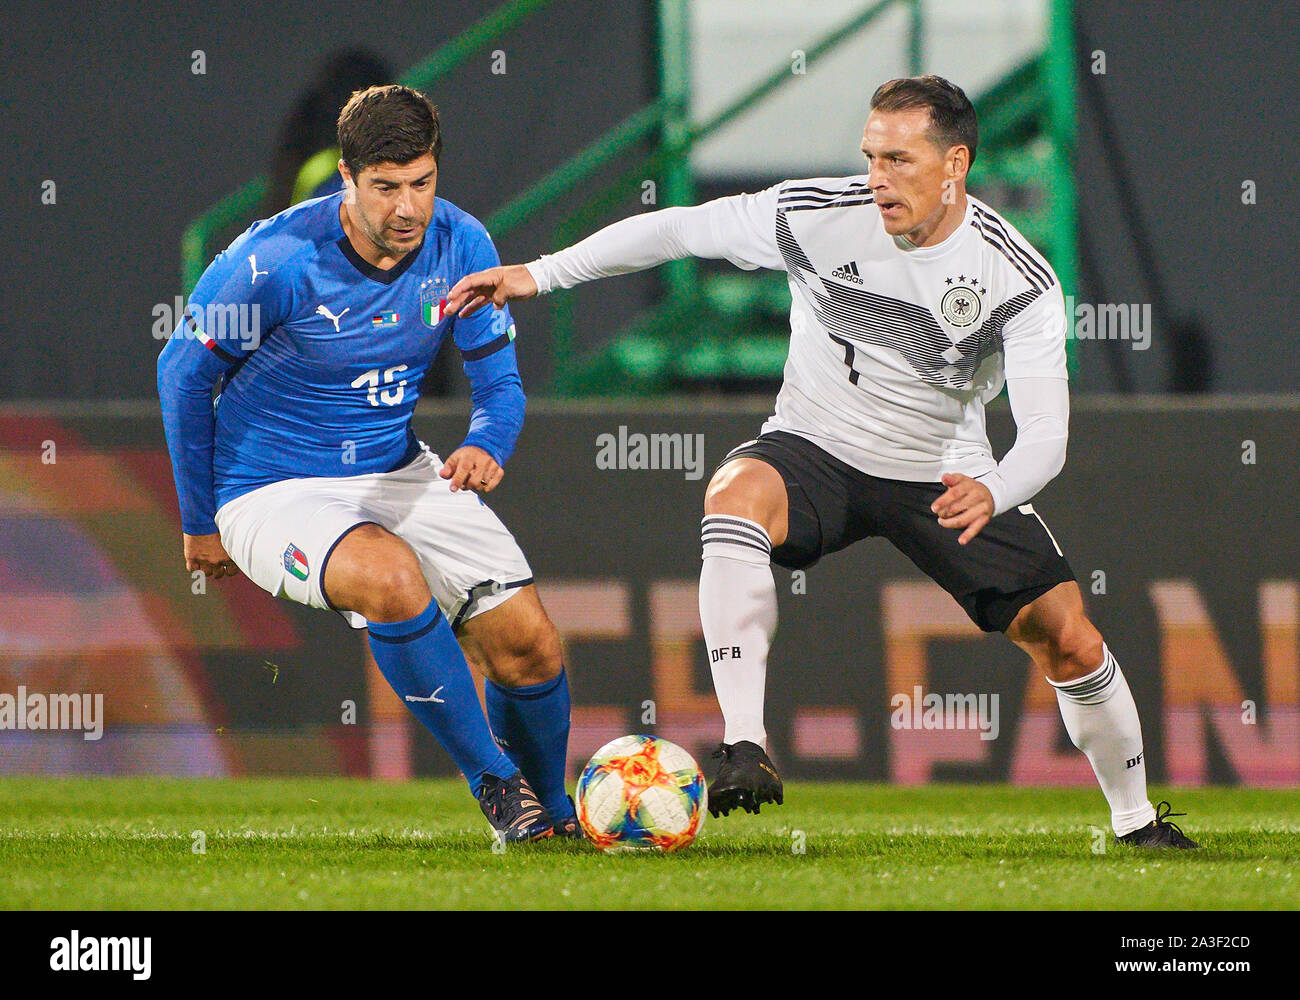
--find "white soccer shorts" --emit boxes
[214,444,534,630]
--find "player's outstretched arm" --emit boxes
[448,188,785,318]
[446,264,538,318]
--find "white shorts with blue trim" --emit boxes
[214,444,534,630]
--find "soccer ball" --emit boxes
[575,735,708,852]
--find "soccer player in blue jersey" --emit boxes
[158,85,575,843]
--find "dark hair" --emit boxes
[869,75,977,167]
[337,84,442,179]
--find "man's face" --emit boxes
[340,152,438,258]
[861,108,966,245]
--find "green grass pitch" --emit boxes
[1,779,1296,910]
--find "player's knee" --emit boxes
[704,470,749,516]
[514,617,565,686]
[1047,611,1104,681]
[492,615,563,687]
[363,551,431,623]
[704,463,784,539]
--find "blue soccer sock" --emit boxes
[367,600,516,795]
[485,667,574,821]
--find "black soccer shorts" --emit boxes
[718,430,1076,633]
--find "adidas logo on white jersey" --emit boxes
[831,260,863,284]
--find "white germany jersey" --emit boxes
[706,176,1068,482]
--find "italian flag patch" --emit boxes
[422,298,446,326]
[283,543,309,581]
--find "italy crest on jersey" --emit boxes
[419,276,450,328]
[282,543,309,581]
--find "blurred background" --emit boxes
[1,0,1296,785]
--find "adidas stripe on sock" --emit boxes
[1048,644,1156,836]
[699,514,778,748]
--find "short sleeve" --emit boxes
[698,183,784,271]
[1001,283,1068,380]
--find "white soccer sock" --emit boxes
[699,515,778,748]
[1048,644,1156,836]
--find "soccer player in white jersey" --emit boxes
[447,76,1196,848]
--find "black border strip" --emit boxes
[186,312,241,364]
[335,236,424,285]
[780,196,876,213]
[318,520,383,612]
[460,331,512,362]
[450,576,534,631]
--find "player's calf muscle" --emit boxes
[704,459,788,545]
[1008,583,1105,682]
[480,624,562,687]
[1047,613,1105,680]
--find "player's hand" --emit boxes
[440,446,503,494]
[445,264,538,318]
[931,473,995,546]
[183,532,240,579]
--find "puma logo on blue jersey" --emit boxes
[315,304,349,331]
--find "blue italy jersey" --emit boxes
[158,192,523,536]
